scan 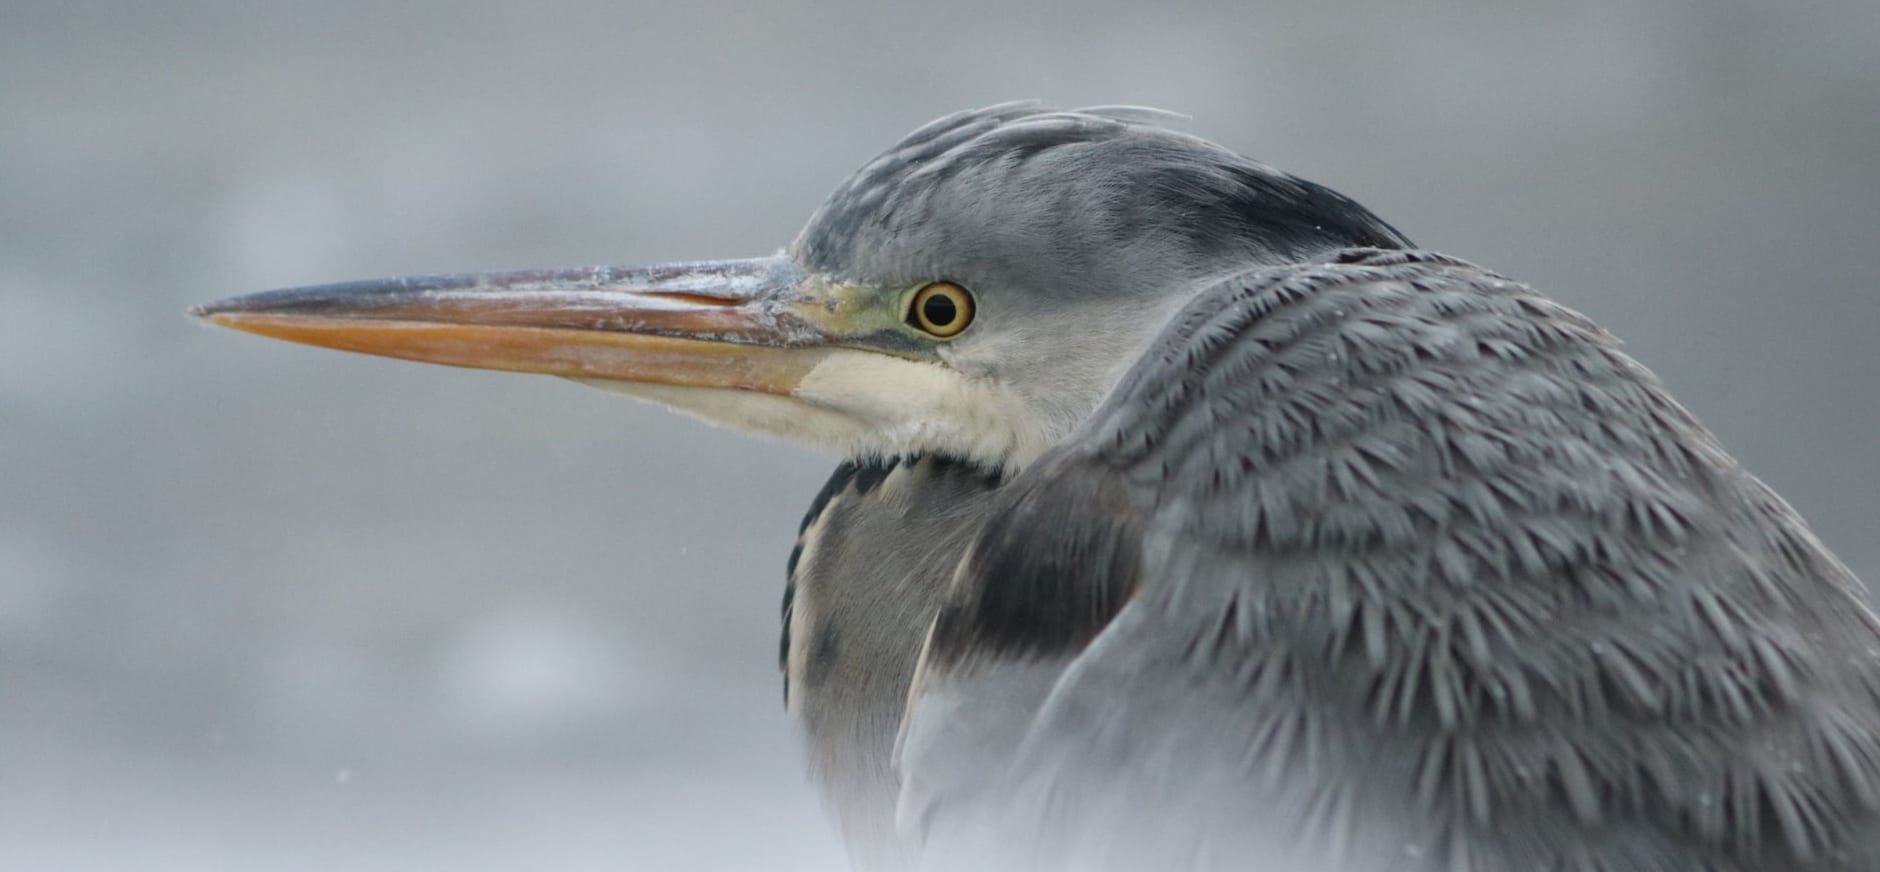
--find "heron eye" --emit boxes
[908,282,975,338]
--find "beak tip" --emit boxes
[193,291,275,326]
[191,294,245,320]
[190,298,256,331]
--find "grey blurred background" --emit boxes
[3,1,1876,869]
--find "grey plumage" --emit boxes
[785,456,1001,870]
[797,103,1409,297]
[888,248,1880,870]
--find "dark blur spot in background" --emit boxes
[2,1,1875,869]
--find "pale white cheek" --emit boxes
[793,350,1051,468]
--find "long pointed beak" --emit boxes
[192,256,840,395]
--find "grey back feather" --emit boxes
[900,249,1880,871]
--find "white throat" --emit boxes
[573,350,1057,473]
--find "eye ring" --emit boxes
[907,281,975,338]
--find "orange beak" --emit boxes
[192,257,841,396]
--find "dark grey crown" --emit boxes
[792,103,1412,298]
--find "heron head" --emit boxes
[196,104,1407,473]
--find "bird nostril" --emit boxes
[642,291,743,307]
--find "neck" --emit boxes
[782,455,1005,869]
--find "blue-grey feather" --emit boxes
[907,250,1880,871]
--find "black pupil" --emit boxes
[922,293,958,327]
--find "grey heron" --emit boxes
[195,104,1880,871]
